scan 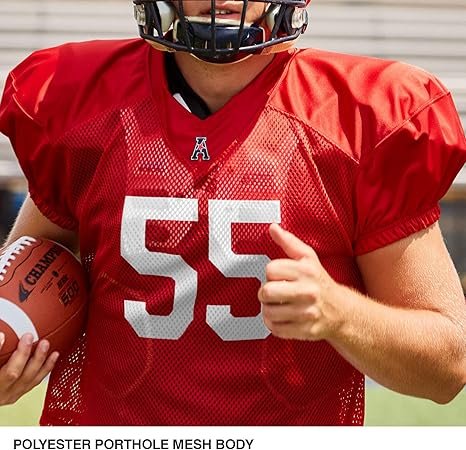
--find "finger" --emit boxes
[0,334,34,388]
[29,352,59,389]
[263,303,321,324]
[265,259,302,281]
[0,332,4,350]
[263,303,302,323]
[269,224,317,261]
[259,281,297,304]
[265,320,322,342]
[259,281,294,305]
[18,340,50,385]
[263,320,296,340]
[259,280,318,305]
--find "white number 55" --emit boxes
[121,197,281,342]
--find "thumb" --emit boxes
[269,224,317,261]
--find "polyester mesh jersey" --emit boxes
[1,39,465,425]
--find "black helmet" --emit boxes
[133,1,309,63]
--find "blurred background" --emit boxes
[0,0,465,426]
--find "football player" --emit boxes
[0,0,465,425]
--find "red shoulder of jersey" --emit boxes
[0,39,149,229]
[272,47,454,160]
[271,48,466,254]
[0,38,148,139]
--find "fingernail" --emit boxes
[40,341,50,352]
[51,352,60,363]
[21,334,33,345]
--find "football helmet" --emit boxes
[133,1,310,63]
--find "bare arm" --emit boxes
[330,223,466,403]
[3,194,78,252]
[0,194,78,406]
[260,223,466,404]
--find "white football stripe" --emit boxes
[0,297,39,341]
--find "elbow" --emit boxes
[433,383,464,405]
[433,321,466,405]
[432,356,466,405]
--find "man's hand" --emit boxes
[258,223,343,341]
[259,223,466,403]
[0,332,59,406]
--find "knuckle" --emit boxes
[307,324,322,341]
[302,284,319,300]
[261,283,274,300]
[304,306,320,321]
[5,370,20,383]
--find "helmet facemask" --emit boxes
[133,0,309,63]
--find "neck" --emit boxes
[173,52,275,114]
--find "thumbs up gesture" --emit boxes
[259,224,343,341]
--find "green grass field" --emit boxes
[365,387,466,425]
[0,383,465,426]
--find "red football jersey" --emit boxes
[0,39,465,425]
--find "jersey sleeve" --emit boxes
[0,48,77,230]
[354,91,466,255]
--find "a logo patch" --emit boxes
[18,244,63,302]
[19,282,35,303]
[191,137,210,161]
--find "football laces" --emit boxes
[0,236,36,282]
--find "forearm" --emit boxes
[327,283,466,403]
[3,194,79,253]
[262,224,466,404]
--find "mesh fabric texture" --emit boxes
[41,97,364,425]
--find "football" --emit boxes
[0,236,88,365]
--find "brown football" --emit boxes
[0,236,88,365]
